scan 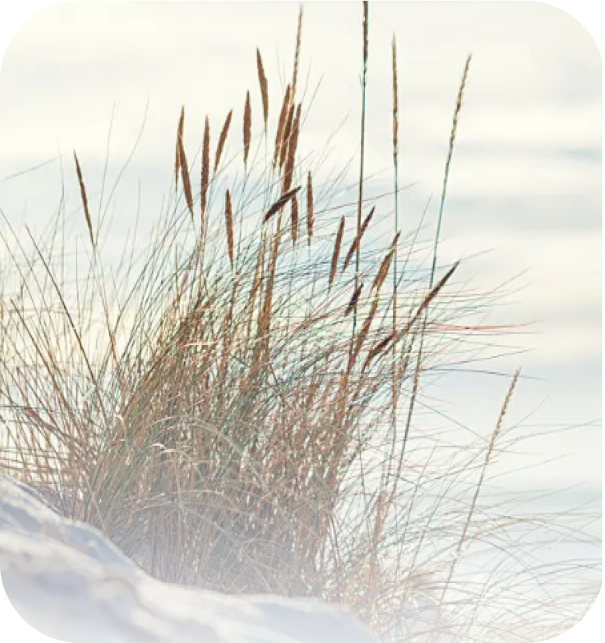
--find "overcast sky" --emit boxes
[0,1,601,492]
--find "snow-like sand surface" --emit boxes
[0,476,377,642]
[0,476,453,643]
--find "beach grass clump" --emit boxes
[0,5,599,642]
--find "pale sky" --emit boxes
[0,1,601,492]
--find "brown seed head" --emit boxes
[256,48,269,132]
[243,90,251,168]
[214,109,233,174]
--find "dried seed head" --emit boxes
[243,90,252,168]
[306,172,314,245]
[362,2,369,69]
[343,206,375,273]
[291,7,303,102]
[214,109,233,174]
[373,232,400,294]
[263,186,301,223]
[283,103,301,193]
[363,332,395,373]
[175,106,185,188]
[73,151,94,249]
[392,35,398,161]
[329,216,345,291]
[291,193,299,245]
[201,116,210,226]
[256,48,269,132]
[487,369,520,462]
[177,137,194,220]
[345,282,363,317]
[363,262,460,372]
[225,190,234,269]
[273,84,291,169]
[279,101,295,170]
[348,295,379,372]
[450,55,472,152]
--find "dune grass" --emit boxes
[0,5,600,642]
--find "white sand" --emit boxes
[0,476,377,643]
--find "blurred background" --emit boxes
[0,1,599,493]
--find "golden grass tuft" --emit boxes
[1,14,596,643]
